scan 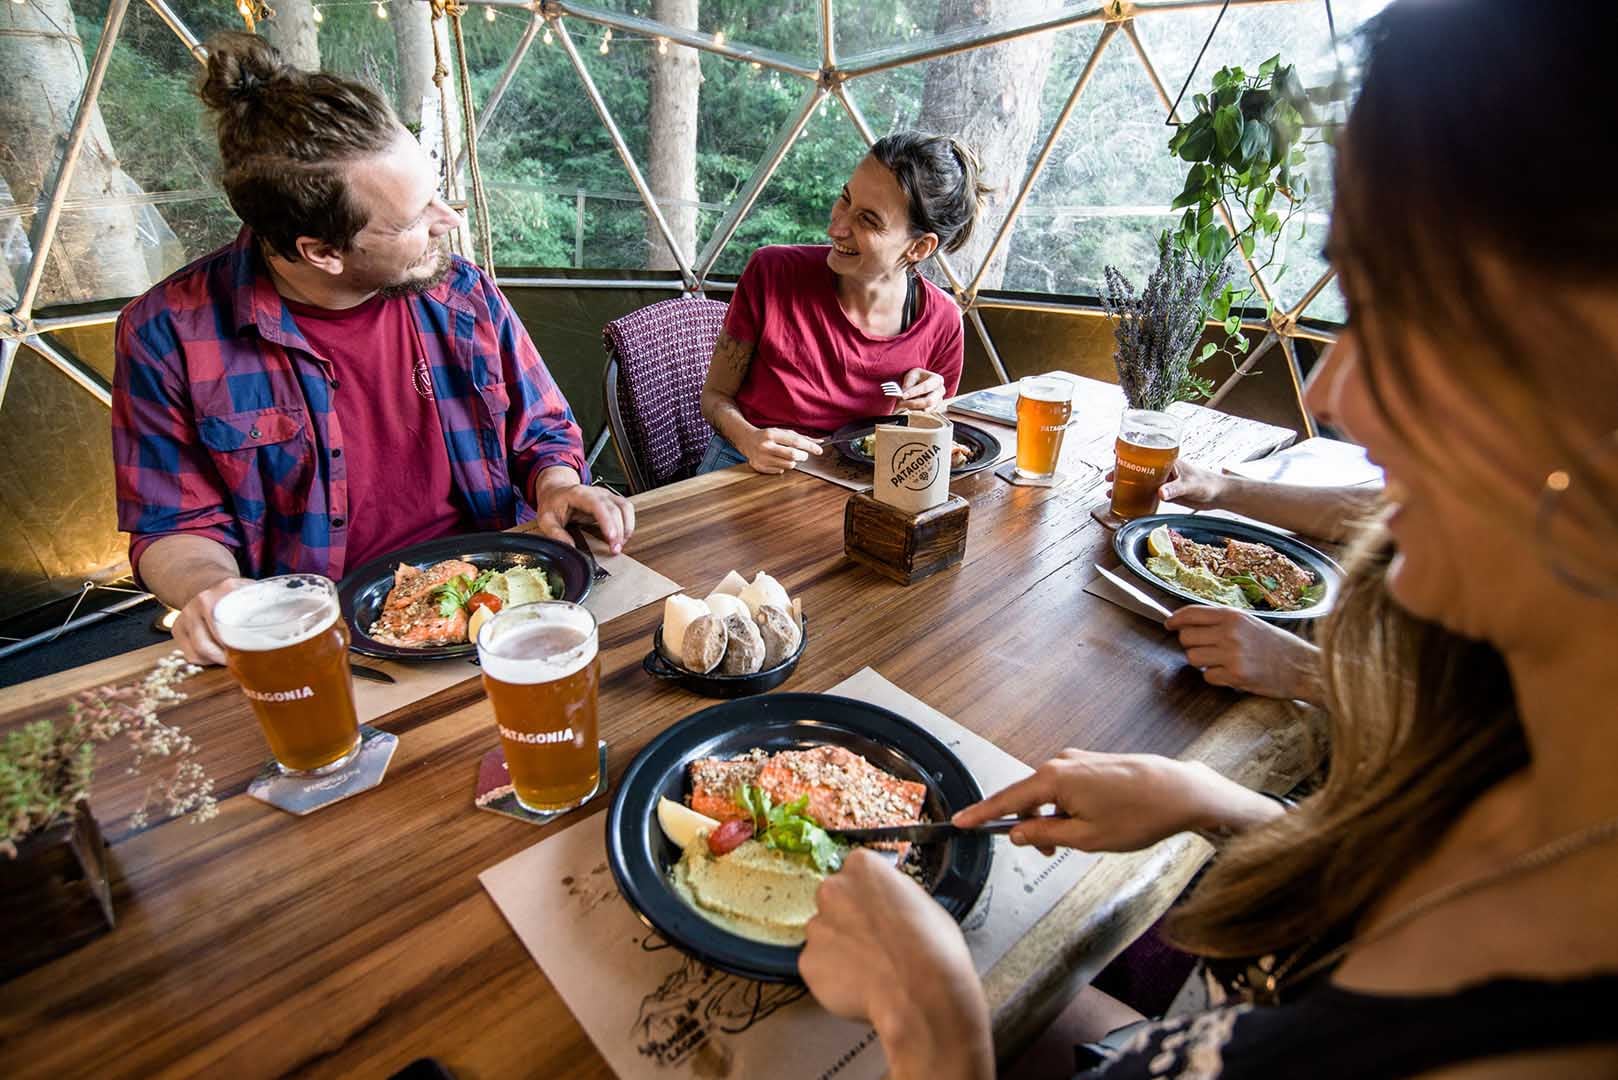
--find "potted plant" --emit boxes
[1113,50,1326,396]
[1,652,215,979]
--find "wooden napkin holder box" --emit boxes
[843,492,969,585]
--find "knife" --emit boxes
[1094,564,1176,624]
[828,816,1057,844]
[350,663,396,685]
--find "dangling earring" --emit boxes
[1536,427,1618,598]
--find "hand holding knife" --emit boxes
[828,814,1067,844]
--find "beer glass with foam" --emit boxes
[476,601,601,813]
[1110,409,1186,520]
[214,575,362,774]
[1015,374,1076,480]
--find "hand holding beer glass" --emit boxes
[214,574,362,775]
[1110,408,1186,520]
[1015,374,1076,481]
[476,601,601,814]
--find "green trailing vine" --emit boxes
[1166,55,1319,366]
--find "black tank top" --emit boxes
[1084,974,1618,1078]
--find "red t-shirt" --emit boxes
[725,245,964,435]
[286,292,473,571]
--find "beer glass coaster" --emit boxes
[247,724,399,815]
[474,741,609,826]
[1090,502,1126,530]
[994,460,1100,489]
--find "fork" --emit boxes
[880,380,904,398]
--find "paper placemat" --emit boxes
[795,446,881,492]
[351,535,681,722]
[797,416,1020,493]
[478,667,1099,1080]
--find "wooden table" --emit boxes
[0,383,1317,1078]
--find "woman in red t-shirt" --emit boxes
[698,132,990,474]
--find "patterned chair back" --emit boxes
[601,297,727,492]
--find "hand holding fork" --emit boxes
[885,368,946,412]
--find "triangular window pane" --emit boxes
[848,21,1103,294]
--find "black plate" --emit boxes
[337,532,594,660]
[643,616,808,698]
[606,694,992,982]
[1114,513,1342,622]
[831,414,1002,479]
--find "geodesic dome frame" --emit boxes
[0,0,1353,438]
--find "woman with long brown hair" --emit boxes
[797,2,1618,1074]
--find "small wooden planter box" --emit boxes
[844,492,970,585]
[1,805,115,981]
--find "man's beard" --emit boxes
[379,243,451,298]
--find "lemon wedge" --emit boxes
[467,604,494,646]
[1147,524,1176,559]
[657,796,720,850]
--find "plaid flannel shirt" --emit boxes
[112,228,587,583]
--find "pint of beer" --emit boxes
[214,575,362,774]
[476,601,600,813]
[1110,408,1186,520]
[1016,374,1076,480]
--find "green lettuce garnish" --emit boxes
[737,785,846,873]
[434,570,496,617]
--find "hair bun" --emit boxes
[198,31,286,111]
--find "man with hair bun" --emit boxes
[111,32,635,665]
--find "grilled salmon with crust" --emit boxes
[687,746,927,835]
[369,559,479,645]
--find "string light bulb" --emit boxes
[542,24,553,44]
[483,5,494,20]
[236,0,249,14]
[713,29,725,46]
[374,0,387,18]
[657,36,667,55]
[750,60,761,71]
[311,4,323,22]
[598,27,611,54]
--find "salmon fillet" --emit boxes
[369,559,479,645]
[1168,531,1315,610]
[687,746,926,831]
[1221,539,1314,608]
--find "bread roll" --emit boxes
[755,604,801,668]
[662,595,707,657]
[704,592,750,622]
[717,612,765,675]
[738,572,790,618]
[681,614,728,674]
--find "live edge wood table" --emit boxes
[0,391,1317,1079]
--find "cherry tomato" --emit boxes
[706,819,754,856]
[467,592,502,615]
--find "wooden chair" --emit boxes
[601,297,728,493]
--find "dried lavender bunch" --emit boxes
[1103,247,1231,412]
[1,651,215,856]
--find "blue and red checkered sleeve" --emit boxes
[112,305,245,585]
[478,276,588,496]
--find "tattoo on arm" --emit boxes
[703,331,756,398]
